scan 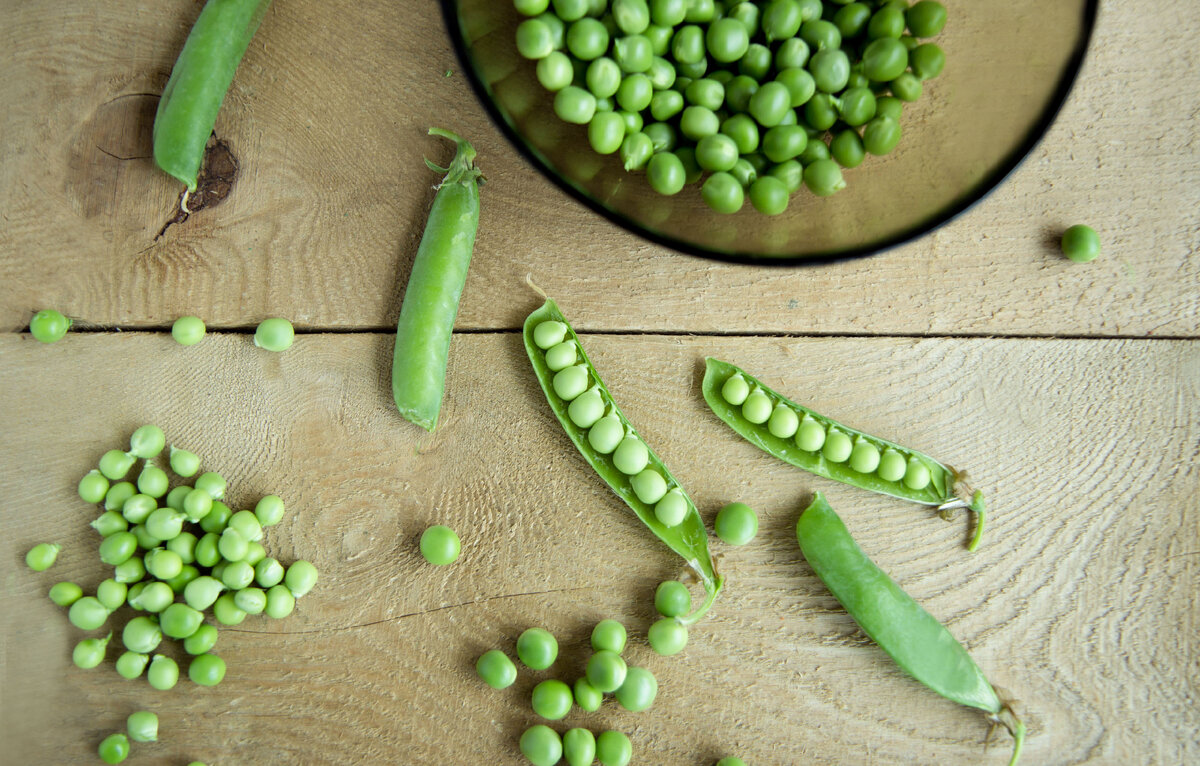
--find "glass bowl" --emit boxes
[443,0,1099,265]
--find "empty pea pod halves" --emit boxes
[702,358,986,550]
[524,299,722,623]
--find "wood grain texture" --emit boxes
[0,0,1197,336]
[1,331,1195,764]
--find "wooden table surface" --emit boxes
[2,1,1196,764]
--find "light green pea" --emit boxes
[79,470,110,504]
[145,508,185,541]
[129,425,166,460]
[127,711,158,743]
[878,448,907,482]
[218,528,249,562]
[99,532,137,566]
[533,321,568,349]
[545,340,578,371]
[822,429,853,463]
[165,485,191,511]
[121,494,156,524]
[568,388,606,428]
[221,560,256,590]
[615,665,657,711]
[715,501,758,546]
[849,439,882,474]
[234,587,267,615]
[553,364,590,401]
[166,531,198,564]
[904,457,932,490]
[69,596,110,630]
[741,389,772,424]
[137,465,169,498]
[91,510,129,537]
[589,111,627,155]
[254,317,294,351]
[184,576,225,611]
[475,649,518,689]
[99,450,136,480]
[161,602,205,638]
[655,580,691,617]
[767,404,800,439]
[517,627,559,670]
[147,654,179,690]
[246,540,268,566]
[25,542,61,571]
[200,501,231,533]
[612,435,649,475]
[564,728,597,766]
[131,524,159,550]
[123,615,163,654]
[597,730,633,766]
[126,583,147,610]
[591,619,628,653]
[165,563,200,593]
[213,593,247,626]
[254,494,285,527]
[98,733,130,764]
[104,481,137,511]
[588,414,624,454]
[195,471,226,500]
[255,557,285,588]
[145,548,184,581]
[796,416,826,451]
[50,581,84,607]
[171,315,206,346]
[195,533,221,568]
[168,446,201,478]
[532,679,574,720]
[184,623,219,655]
[130,582,173,613]
[264,583,296,618]
[654,488,688,527]
[631,468,667,504]
[96,579,128,611]
[73,631,112,669]
[520,725,563,766]
[229,510,263,542]
[116,651,150,679]
[285,559,319,597]
[538,51,575,91]
[112,555,145,584]
[721,373,750,405]
[586,649,627,692]
[189,653,227,686]
[573,678,603,711]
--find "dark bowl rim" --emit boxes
[441,0,1101,267]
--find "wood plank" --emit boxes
[1,0,1197,337]
[2,331,1195,763]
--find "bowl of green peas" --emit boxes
[443,0,1098,263]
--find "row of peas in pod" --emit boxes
[26,425,318,763]
[513,0,947,214]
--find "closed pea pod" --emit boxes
[702,358,987,550]
[525,298,722,623]
[796,493,1024,763]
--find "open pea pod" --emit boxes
[796,493,1025,765]
[524,299,722,623]
[703,357,986,550]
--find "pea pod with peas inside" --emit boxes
[702,358,986,550]
[524,298,722,623]
[796,492,1025,764]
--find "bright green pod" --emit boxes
[702,358,986,550]
[525,299,722,624]
[795,493,1024,763]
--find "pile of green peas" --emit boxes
[513,0,947,214]
[26,425,318,761]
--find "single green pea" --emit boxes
[199,500,231,533]
[96,578,128,611]
[112,555,146,584]
[189,652,227,686]
[680,105,720,142]
[890,72,923,102]
[684,0,715,21]
[221,560,256,590]
[284,559,319,598]
[591,619,627,654]
[518,627,559,670]
[796,416,827,452]
[775,36,810,70]
[629,467,667,504]
[215,528,247,562]
[533,320,568,350]
[645,55,675,89]
[194,471,225,500]
[161,602,205,639]
[543,341,578,375]
[475,649,518,690]
[573,678,603,711]
[234,587,267,615]
[906,0,947,37]
[650,0,685,26]
[567,17,609,60]
[104,481,137,511]
[126,582,147,610]
[614,35,654,73]
[612,435,650,475]
[868,4,906,39]
[717,116,757,159]
[877,448,908,482]
[875,95,903,121]
[264,583,296,618]
[146,508,185,542]
[904,457,933,490]
[213,593,247,626]
[655,580,691,618]
[29,309,71,343]
[168,446,201,478]
[147,654,179,690]
[532,679,574,720]
[130,523,159,550]
[645,120,679,151]
[166,531,198,563]
[838,87,877,127]
[537,51,574,92]
[831,128,867,168]
[98,733,130,764]
[615,73,653,112]
[68,596,109,630]
[862,37,908,82]
[165,563,201,593]
[803,158,846,197]
[809,48,851,94]
[563,728,597,766]
[116,650,150,679]
[910,43,945,80]
[165,484,191,512]
[822,429,854,463]
[612,0,650,33]
[126,710,158,743]
[553,364,590,401]
[131,581,174,613]
[762,125,808,164]
[615,665,657,711]
[420,524,462,566]
[587,414,625,455]
[862,115,903,156]
[586,649,628,692]
[763,0,803,41]
[184,623,219,655]
[849,439,882,474]
[773,69,815,112]
[99,449,136,480]
[647,617,688,655]
[706,17,749,63]
[98,531,136,566]
[724,74,758,112]
[252,558,284,589]
[171,315,206,346]
[646,150,686,195]
[517,18,556,59]
[686,78,725,111]
[182,488,214,522]
[749,82,792,128]
[73,631,112,669]
[120,493,156,525]
[129,425,166,460]
[596,730,633,766]
[671,24,705,64]
[50,581,84,607]
[800,18,841,51]
[767,404,800,439]
[653,488,688,527]
[520,725,564,766]
[194,532,221,568]
[145,547,184,580]
[802,92,838,131]
[721,373,750,405]
[702,172,745,215]
[228,510,263,543]
[254,317,295,352]
[79,470,111,504]
[588,112,626,156]
[123,615,163,654]
[1061,225,1101,263]
[649,89,684,122]
[741,389,773,425]
[516,0,551,15]
[183,575,224,611]
[715,502,758,545]
[25,542,61,571]
[738,42,771,80]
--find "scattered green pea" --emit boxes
[520,725,563,766]
[131,581,173,613]
[264,584,296,618]
[188,652,227,686]
[284,559,319,597]
[169,446,201,477]
[715,502,758,546]
[96,578,128,611]
[49,581,84,607]
[29,309,71,343]
[586,649,627,692]
[129,425,166,460]
[653,487,688,527]
[126,711,158,743]
[532,679,574,720]
[254,494,285,527]
[517,627,559,670]
[597,730,633,766]
[79,470,110,504]
[573,678,604,711]
[419,525,461,565]
[172,315,206,346]
[116,651,150,679]
[104,481,137,511]
[73,631,112,669]
[123,615,163,654]
[1061,224,1101,263]
[25,542,61,571]
[184,623,219,655]
[98,733,130,764]
[253,317,295,351]
[147,654,179,690]
[475,649,517,690]
[113,555,146,584]
[563,728,597,766]
[647,617,688,655]
[614,665,657,711]
[655,580,691,618]
[591,619,627,654]
[213,592,246,626]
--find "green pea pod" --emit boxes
[154,0,273,192]
[796,492,1025,765]
[525,298,722,623]
[391,128,483,431]
[702,357,986,550]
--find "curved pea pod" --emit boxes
[525,298,722,623]
[154,0,273,192]
[796,493,1025,765]
[702,357,986,550]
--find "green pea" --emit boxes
[741,389,772,424]
[802,92,838,131]
[113,555,146,584]
[98,733,130,764]
[654,487,688,527]
[419,525,461,566]
[181,575,223,611]
[588,414,625,454]
[597,730,633,766]
[862,37,908,81]
[165,564,200,594]
[765,403,800,439]
[213,593,247,626]
[737,43,771,80]
[248,559,281,590]
[589,112,627,155]
[554,86,598,124]
[803,158,846,197]
[706,17,749,63]
[749,82,792,128]
[716,115,756,157]
[533,320,568,349]
[845,439,882,474]
[671,24,704,64]
[28,308,71,343]
[122,615,163,654]
[837,87,876,127]
[228,510,263,543]
[910,43,945,80]
[23,542,60,571]
[221,560,256,590]
[1061,224,1101,263]
[648,617,688,655]
[134,581,175,613]
[563,728,597,766]
[645,56,676,89]
[104,481,137,511]
[68,596,109,631]
[73,631,111,669]
[94,578,127,611]
[822,429,854,463]
[518,627,559,670]
[809,48,851,94]
[868,5,906,39]
[517,18,556,59]
[116,650,150,679]
[130,523,158,550]
[126,710,158,743]
[119,494,155,525]
[233,587,266,615]
[650,0,686,26]
[834,1,871,36]
[863,115,902,155]
[476,649,517,690]
[775,36,810,69]
[129,425,166,460]
[145,548,183,581]
[584,57,620,99]
[145,508,185,542]
[612,435,649,475]
[700,172,743,214]
[612,0,650,33]
[537,51,575,91]
[794,416,827,452]
[520,725,563,766]
[643,121,677,153]
[875,95,903,121]
[891,72,923,102]
[148,654,179,690]
[531,679,574,720]
[724,75,758,112]
[876,448,908,482]
[614,35,653,73]
[904,457,932,490]
[264,583,296,618]
[678,106,718,142]
[79,470,110,504]
[615,73,652,112]
[195,471,226,500]
[906,0,947,37]
[137,464,169,498]
[763,125,808,164]
[692,134,736,173]
[171,315,207,346]
[586,649,627,691]
[831,128,866,168]
[720,373,750,405]
[542,340,577,373]
[627,467,666,504]
[567,17,609,60]
[184,623,219,656]
[685,78,725,111]
[798,139,831,167]
[744,175,786,215]
[590,619,627,654]
[762,0,802,41]
[96,531,134,566]
[717,759,748,766]
[537,11,567,47]
[573,678,603,711]
[161,602,205,639]
[715,501,758,546]
[516,0,550,15]
[553,364,590,401]
[615,665,657,711]
[655,580,691,617]
[50,581,84,607]
[99,449,135,480]
[194,533,220,568]
[771,69,813,113]
[801,19,841,51]
[165,484,190,512]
